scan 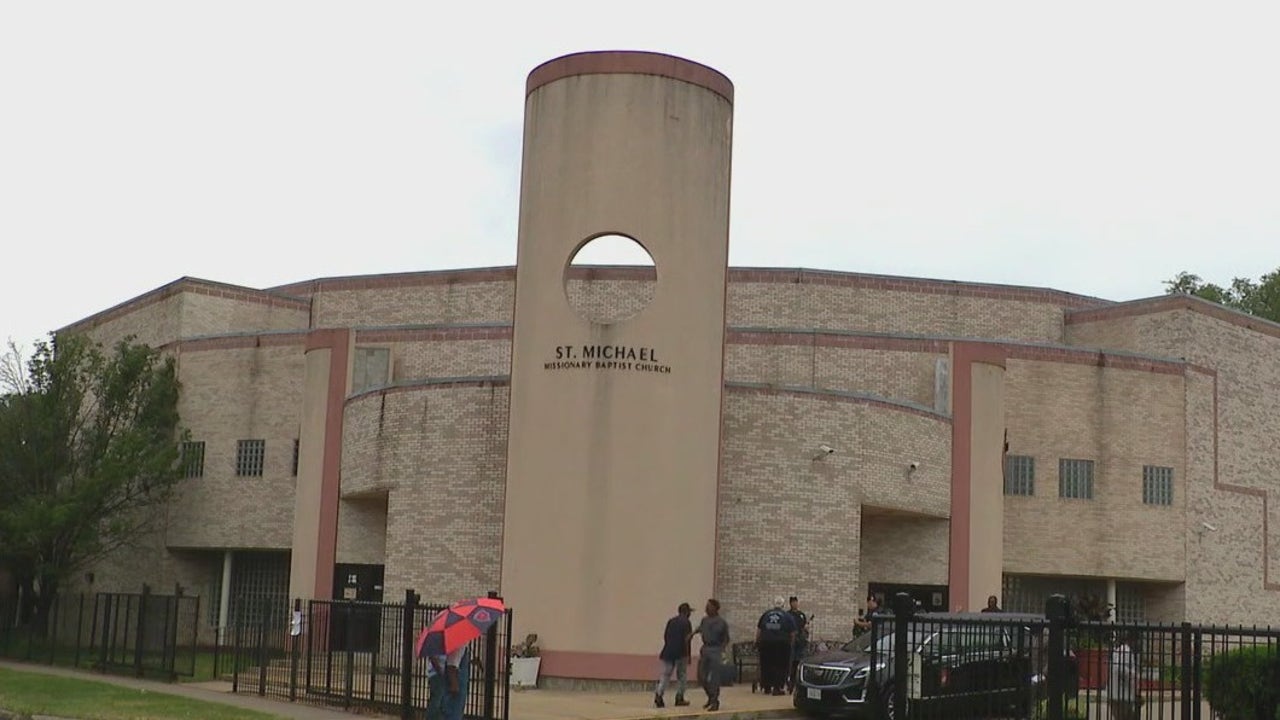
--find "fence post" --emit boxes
[48,594,60,665]
[134,584,151,678]
[290,598,302,702]
[98,594,111,673]
[1179,622,1193,720]
[257,604,269,696]
[343,600,355,708]
[891,593,913,720]
[74,594,85,669]
[1045,594,1070,720]
[401,589,418,720]
[231,604,241,693]
[483,591,501,720]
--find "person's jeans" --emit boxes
[698,650,722,702]
[426,674,447,720]
[443,660,471,720]
[656,657,688,697]
[427,662,471,720]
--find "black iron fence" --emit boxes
[225,589,512,720]
[847,593,1280,720]
[0,585,200,680]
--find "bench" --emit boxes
[730,641,759,689]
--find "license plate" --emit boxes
[807,688,822,700]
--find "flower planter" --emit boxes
[1076,648,1109,690]
[510,656,541,688]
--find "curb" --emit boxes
[612,709,799,720]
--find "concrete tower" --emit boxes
[501,51,734,681]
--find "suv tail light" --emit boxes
[940,668,950,688]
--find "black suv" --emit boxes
[793,612,1076,719]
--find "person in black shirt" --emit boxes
[981,595,1003,613]
[786,596,808,692]
[756,597,796,696]
[654,602,694,708]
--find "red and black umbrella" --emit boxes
[415,597,507,658]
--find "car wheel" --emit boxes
[880,683,897,720]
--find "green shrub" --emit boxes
[1033,696,1089,720]
[1203,644,1280,720]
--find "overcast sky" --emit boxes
[3,1,1278,349]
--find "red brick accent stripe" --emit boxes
[728,269,1108,308]
[1187,366,1280,591]
[177,332,309,352]
[730,330,1186,375]
[725,383,949,422]
[345,377,511,404]
[61,278,310,334]
[354,326,512,343]
[267,267,1108,308]
[526,50,734,104]
[1067,294,1280,341]
[269,268,517,295]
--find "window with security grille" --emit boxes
[352,347,391,394]
[235,439,266,477]
[1115,583,1147,623]
[1058,458,1094,499]
[291,439,300,476]
[227,551,290,626]
[181,440,205,479]
[1004,455,1035,496]
[1142,465,1174,506]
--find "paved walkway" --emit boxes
[0,661,798,720]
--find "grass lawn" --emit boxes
[0,667,282,719]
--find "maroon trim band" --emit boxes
[527,51,734,104]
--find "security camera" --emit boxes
[909,462,920,471]
[1200,521,1218,532]
[818,444,835,455]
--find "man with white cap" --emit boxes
[755,596,797,696]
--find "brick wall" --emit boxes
[341,381,508,604]
[310,282,514,327]
[336,497,388,566]
[165,342,305,549]
[859,514,950,601]
[717,387,951,644]
[1002,359,1186,581]
[181,292,309,337]
[1068,307,1280,623]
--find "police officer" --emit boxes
[786,596,808,692]
[756,597,796,696]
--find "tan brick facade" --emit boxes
[62,269,1280,647]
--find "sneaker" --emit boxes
[654,693,665,708]
[707,700,720,711]
[674,695,690,707]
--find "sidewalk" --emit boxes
[0,660,799,720]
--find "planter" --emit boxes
[1076,648,1109,690]
[510,656,541,688]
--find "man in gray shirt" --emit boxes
[693,598,730,711]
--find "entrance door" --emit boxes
[330,564,385,652]
[868,583,949,613]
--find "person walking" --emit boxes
[1107,631,1143,720]
[693,598,730,712]
[786,596,809,692]
[756,597,796,696]
[427,644,471,720]
[654,602,694,708]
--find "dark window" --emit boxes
[1142,465,1174,506]
[292,439,300,476]
[236,439,266,477]
[1004,455,1035,496]
[1058,459,1094,500]
[181,440,205,479]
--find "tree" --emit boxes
[1164,267,1280,323]
[0,334,184,631]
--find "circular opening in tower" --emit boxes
[564,233,658,325]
